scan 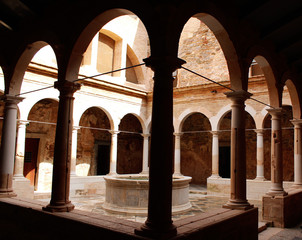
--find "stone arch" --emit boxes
[176,107,213,133]
[117,113,143,174]
[119,112,147,134]
[65,9,150,82]
[180,112,212,184]
[179,13,243,90]
[25,98,59,191]
[77,107,112,176]
[247,55,281,108]
[284,79,301,119]
[8,41,52,95]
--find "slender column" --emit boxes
[141,133,150,174]
[291,119,302,187]
[14,120,29,178]
[210,131,220,178]
[71,126,80,176]
[43,81,81,212]
[173,132,183,176]
[135,56,186,239]
[255,129,265,180]
[109,130,119,175]
[223,90,253,210]
[266,108,287,196]
[0,95,23,197]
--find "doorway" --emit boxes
[23,138,40,186]
[219,146,230,178]
[95,143,110,175]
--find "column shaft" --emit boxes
[174,132,182,176]
[71,126,80,176]
[255,129,265,180]
[223,90,252,210]
[0,95,23,197]
[210,131,220,178]
[135,56,185,239]
[291,119,302,187]
[14,121,28,177]
[109,130,119,175]
[43,81,81,212]
[141,133,150,174]
[266,108,287,196]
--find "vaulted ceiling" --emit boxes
[1,0,302,80]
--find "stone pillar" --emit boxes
[14,120,29,178]
[109,130,119,175]
[0,95,23,197]
[135,56,186,239]
[291,119,302,187]
[255,129,265,180]
[43,81,81,212]
[173,132,183,176]
[141,133,150,174]
[223,90,253,210]
[266,108,287,196]
[210,131,220,178]
[71,126,80,176]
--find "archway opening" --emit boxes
[77,107,111,176]
[117,114,143,174]
[180,112,211,185]
[25,98,58,191]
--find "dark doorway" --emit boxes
[95,143,110,175]
[24,138,40,186]
[219,146,230,178]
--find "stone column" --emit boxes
[210,131,220,178]
[255,129,265,180]
[223,90,253,210]
[173,132,183,176]
[14,120,29,178]
[43,81,81,212]
[109,130,119,175]
[0,95,23,197]
[71,126,80,176]
[141,133,150,174]
[266,108,287,196]
[135,56,186,239]
[291,119,302,187]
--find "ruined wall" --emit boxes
[178,18,229,87]
[117,114,143,174]
[181,113,212,185]
[77,107,111,176]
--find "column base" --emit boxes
[266,190,288,197]
[223,200,253,210]
[173,172,183,177]
[0,191,17,198]
[43,201,75,212]
[254,176,266,181]
[291,183,302,189]
[208,174,221,179]
[135,221,177,239]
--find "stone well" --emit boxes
[103,174,192,215]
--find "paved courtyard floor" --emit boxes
[37,185,302,239]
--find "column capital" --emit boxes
[54,81,81,96]
[291,119,302,127]
[266,107,283,117]
[0,94,24,104]
[72,126,81,131]
[143,56,186,73]
[210,131,220,136]
[17,120,29,127]
[173,132,183,137]
[254,129,264,134]
[224,90,252,102]
[109,130,119,135]
[141,133,151,138]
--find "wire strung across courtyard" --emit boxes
[12,62,289,135]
